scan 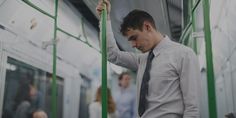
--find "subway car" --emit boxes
[0,0,236,118]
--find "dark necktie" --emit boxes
[138,50,154,117]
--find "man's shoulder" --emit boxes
[169,41,194,54]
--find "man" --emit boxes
[96,0,201,118]
[114,72,136,118]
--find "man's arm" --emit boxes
[179,49,201,118]
[105,20,140,71]
[97,0,140,71]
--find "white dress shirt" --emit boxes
[114,86,136,118]
[105,21,201,118]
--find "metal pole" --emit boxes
[51,0,59,118]
[100,1,108,118]
[202,0,217,117]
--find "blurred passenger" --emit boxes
[14,83,43,118]
[29,85,43,110]
[32,110,48,118]
[14,83,32,118]
[89,86,117,118]
[115,72,136,118]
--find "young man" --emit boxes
[96,1,201,118]
[114,72,136,118]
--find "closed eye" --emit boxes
[128,35,138,41]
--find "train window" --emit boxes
[78,74,91,118]
[1,57,64,118]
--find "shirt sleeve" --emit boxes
[179,49,201,118]
[102,20,140,71]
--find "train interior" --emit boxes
[0,0,236,118]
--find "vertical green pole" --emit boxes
[101,1,107,118]
[52,0,59,118]
[202,0,217,118]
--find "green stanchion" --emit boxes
[51,0,59,118]
[203,0,217,117]
[100,1,108,118]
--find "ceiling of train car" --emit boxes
[66,0,182,51]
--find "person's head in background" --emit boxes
[95,86,116,114]
[32,110,47,118]
[118,72,131,89]
[29,85,38,100]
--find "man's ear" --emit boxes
[143,21,152,32]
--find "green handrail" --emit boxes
[22,0,54,19]
[100,1,108,118]
[57,28,83,43]
[57,28,100,52]
[202,0,217,117]
[51,0,59,117]
[21,0,100,52]
[181,24,192,45]
[180,0,201,44]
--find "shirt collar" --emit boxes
[152,35,170,56]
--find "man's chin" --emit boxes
[136,48,147,53]
[141,50,148,53]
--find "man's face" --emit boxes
[125,25,154,53]
[120,74,131,88]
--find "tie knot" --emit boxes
[148,50,154,61]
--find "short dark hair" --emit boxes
[118,72,130,81]
[120,9,156,36]
[118,72,130,87]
